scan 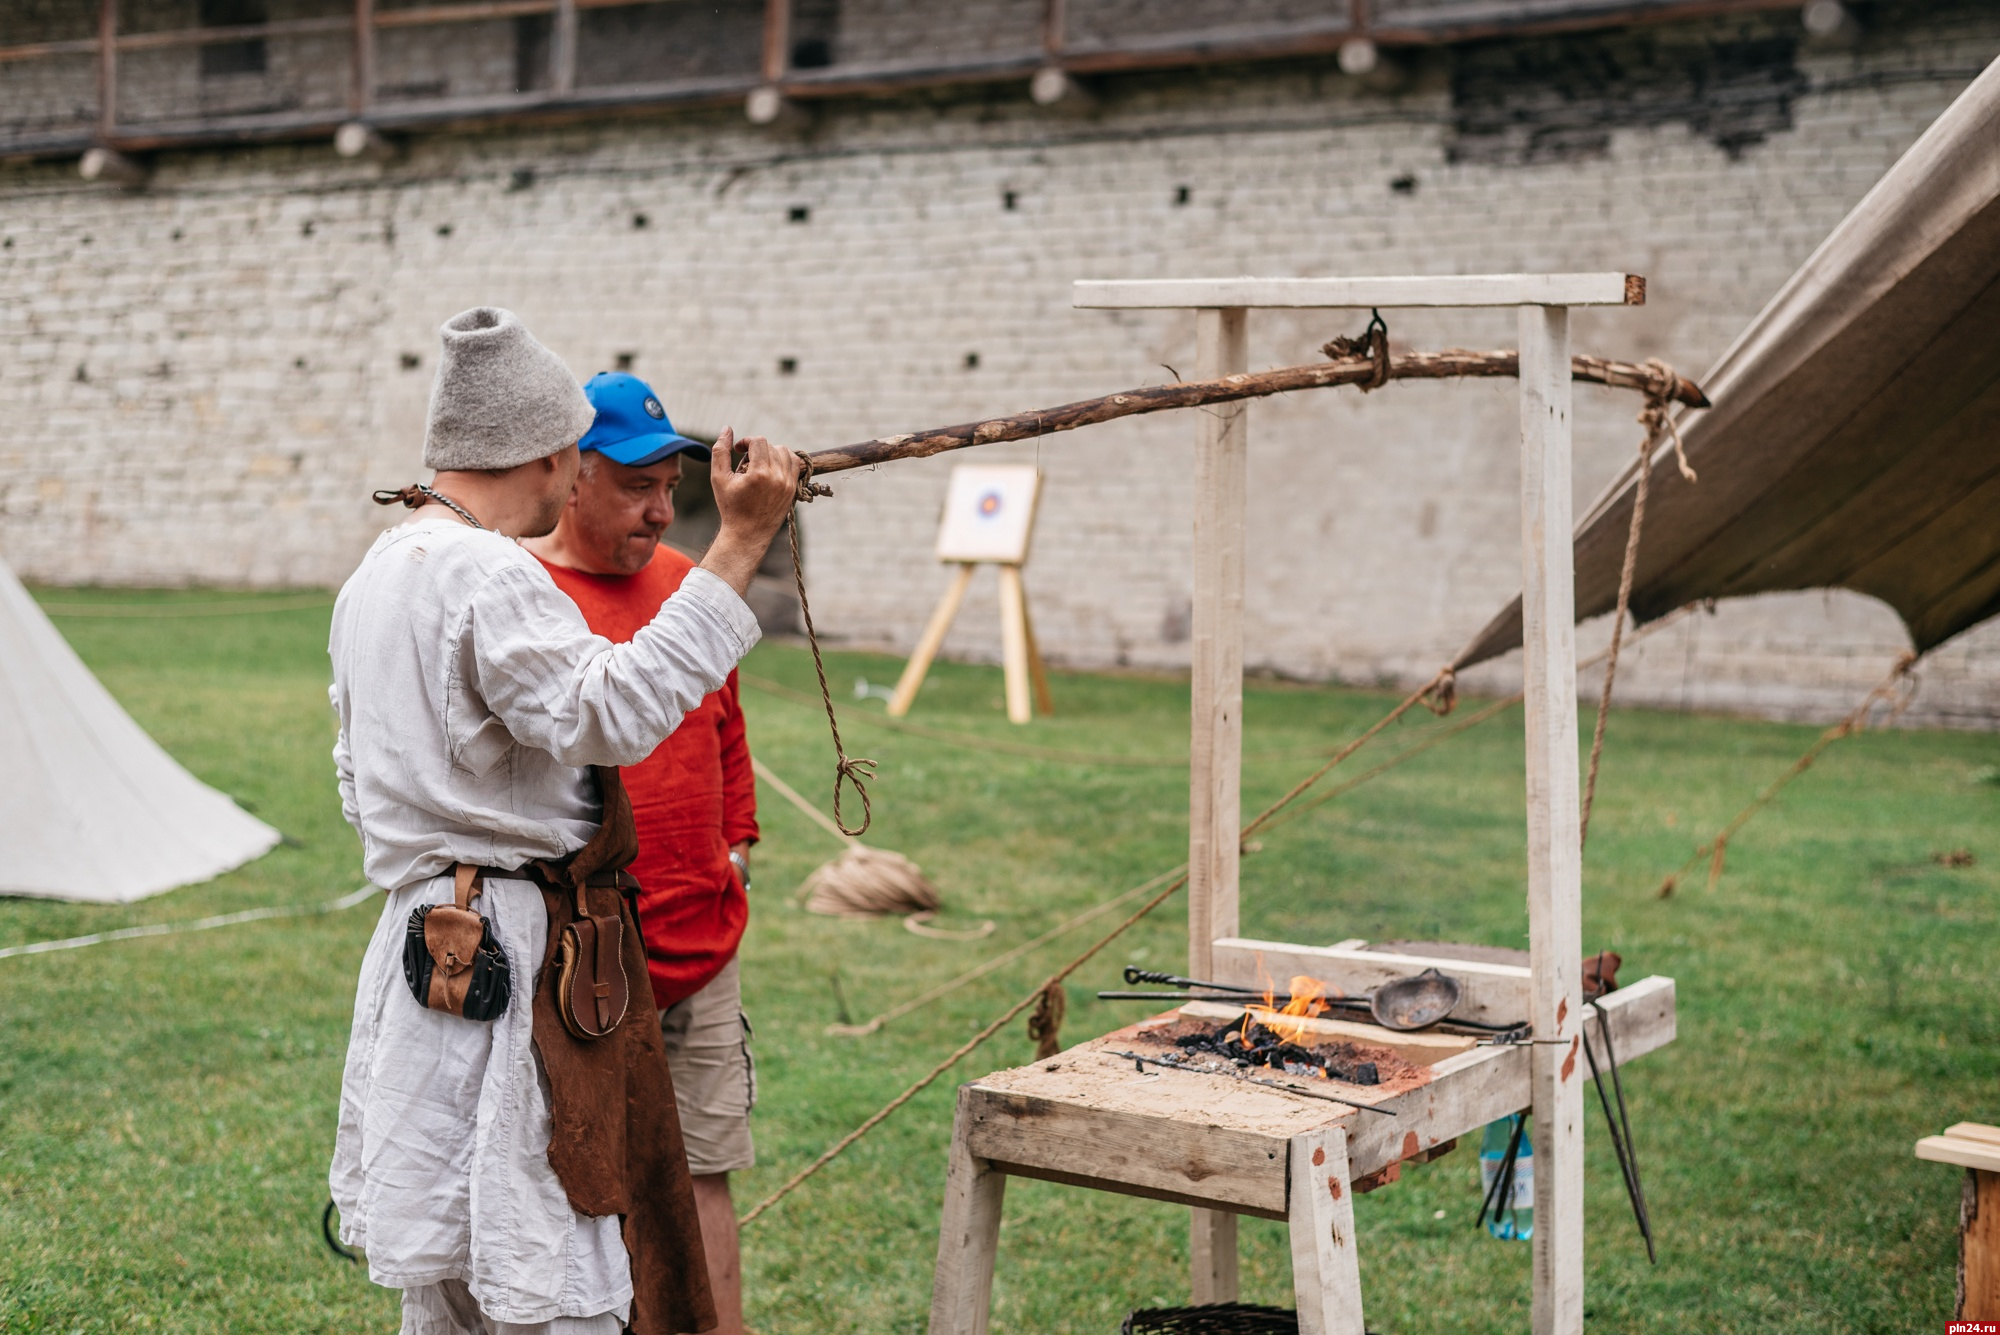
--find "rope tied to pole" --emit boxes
[1320,309,1391,391]
[783,450,874,837]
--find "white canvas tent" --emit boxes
[0,557,280,902]
[1457,54,2000,670]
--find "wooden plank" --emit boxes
[1519,301,1585,1335]
[1178,999,1477,1067]
[962,1087,1295,1217]
[1949,1124,2000,1148]
[1188,305,1248,976]
[1074,274,1642,311]
[929,1088,1008,1335]
[1289,1127,1366,1335]
[1211,938,1532,1027]
[1919,1136,2000,1175]
[997,563,1033,724]
[888,563,974,718]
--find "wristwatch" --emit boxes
[729,850,751,890]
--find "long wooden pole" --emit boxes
[801,351,1704,480]
[1187,304,1248,1308]
[1519,305,1586,1335]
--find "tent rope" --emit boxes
[736,665,1485,1228]
[1654,650,1920,897]
[1581,361,1695,849]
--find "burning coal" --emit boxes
[1174,1011,1380,1086]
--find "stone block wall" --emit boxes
[1,2,1995,727]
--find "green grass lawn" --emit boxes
[1,588,1994,1334]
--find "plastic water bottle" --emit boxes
[1478,1115,1534,1240]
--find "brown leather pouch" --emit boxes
[553,881,630,1041]
[402,864,511,1022]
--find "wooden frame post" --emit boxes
[95,0,117,139]
[1187,304,1247,976]
[1518,302,1585,1335]
[760,0,791,84]
[1187,304,1249,1305]
[349,0,373,114]
[550,0,577,94]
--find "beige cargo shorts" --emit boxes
[657,955,756,1175]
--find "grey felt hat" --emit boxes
[422,307,597,471]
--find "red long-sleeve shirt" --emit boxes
[536,546,757,1009]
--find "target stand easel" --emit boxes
[889,463,1054,725]
[926,273,1679,1335]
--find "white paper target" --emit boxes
[935,464,1042,564]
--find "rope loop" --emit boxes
[831,754,877,839]
[794,450,833,502]
[786,498,876,838]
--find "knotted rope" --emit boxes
[1580,360,1696,850]
[784,452,875,837]
[1321,309,1391,391]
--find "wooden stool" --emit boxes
[928,977,1675,1335]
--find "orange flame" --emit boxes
[1249,974,1338,1046]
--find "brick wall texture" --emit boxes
[2,4,1996,727]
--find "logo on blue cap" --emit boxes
[579,373,711,466]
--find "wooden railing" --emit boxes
[2,0,1804,164]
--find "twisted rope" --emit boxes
[1581,361,1692,849]
[784,453,875,837]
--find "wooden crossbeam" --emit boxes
[1075,273,1644,309]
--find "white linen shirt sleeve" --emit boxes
[467,563,761,768]
[329,683,362,834]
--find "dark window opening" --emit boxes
[778,357,798,375]
[198,0,268,78]
[1174,184,1191,206]
[614,352,636,371]
[791,37,833,68]
[1002,190,1017,211]
[1390,174,1417,195]
[632,213,649,229]
[964,352,979,370]
[400,353,422,371]
[515,15,552,93]
[788,205,810,223]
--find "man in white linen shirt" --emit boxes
[328,306,799,1335]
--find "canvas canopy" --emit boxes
[0,558,280,902]
[1455,55,2000,672]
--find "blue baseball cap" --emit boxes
[577,372,711,465]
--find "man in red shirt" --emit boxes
[525,372,759,1335]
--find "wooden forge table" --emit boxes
[924,275,1682,1335]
